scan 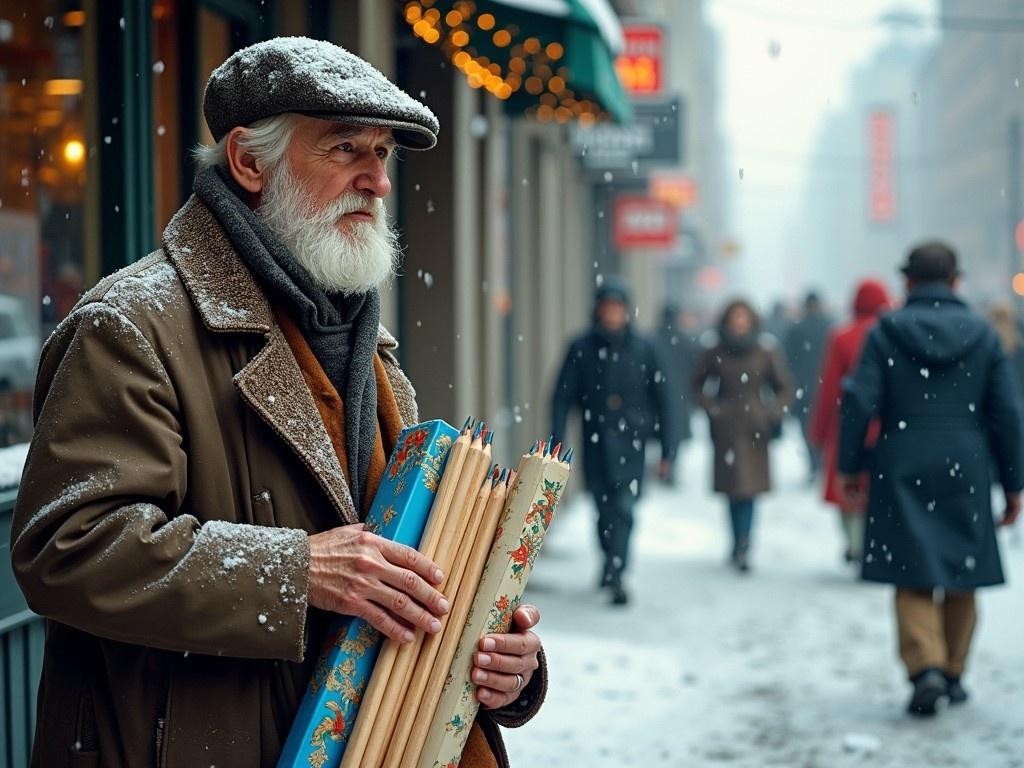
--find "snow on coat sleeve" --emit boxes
[837,328,885,476]
[11,302,311,662]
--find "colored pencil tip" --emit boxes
[538,440,547,456]
[529,440,538,454]
[462,416,474,431]
[551,442,562,459]
[564,447,574,464]
[500,468,509,482]
[485,430,495,447]
[472,422,483,439]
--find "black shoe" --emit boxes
[609,583,629,606]
[907,668,948,716]
[731,540,751,573]
[945,675,968,705]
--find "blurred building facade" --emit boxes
[911,0,1024,303]
[0,0,650,463]
[794,28,932,310]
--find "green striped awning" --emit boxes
[403,0,633,124]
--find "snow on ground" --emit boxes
[505,421,1024,767]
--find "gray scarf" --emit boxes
[194,166,379,510]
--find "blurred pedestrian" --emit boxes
[785,291,832,483]
[809,279,892,565]
[988,301,1024,397]
[764,300,791,343]
[551,276,675,605]
[694,300,795,572]
[839,242,1022,717]
[655,302,701,484]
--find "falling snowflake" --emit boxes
[898,420,907,430]
[919,368,930,379]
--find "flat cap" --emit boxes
[203,37,439,150]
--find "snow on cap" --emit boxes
[203,37,439,150]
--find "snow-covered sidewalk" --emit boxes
[505,424,1024,767]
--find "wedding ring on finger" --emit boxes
[513,672,523,692]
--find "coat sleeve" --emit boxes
[551,340,581,446]
[808,331,843,448]
[983,335,1024,493]
[766,346,796,421]
[692,347,717,413]
[837,328,885,476]
[647,340,676,461]
[11,302,311,662]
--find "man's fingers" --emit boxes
[511,604,540,630]
[379,537,444,584]
[474,650,537,674]
[369,583,444,636]
[362,603,415,644]
[479,630,540,656]
[473,668,529,692]
[378,560,449,618]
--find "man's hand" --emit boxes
[1000,491,1021,527]
[838,473,866,509]
[473,604,541,709]
[307,524,448,643]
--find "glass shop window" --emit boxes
[0,3,91,446]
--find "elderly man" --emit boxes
[12,38,544,767]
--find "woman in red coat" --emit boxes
[808,279,892,563]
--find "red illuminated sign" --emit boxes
[613,195,677,250]
[868,110,897,223]
[615,25,664,97]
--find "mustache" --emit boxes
[310,191,383,224]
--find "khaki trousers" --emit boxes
[895,588,977,678]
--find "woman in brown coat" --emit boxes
[694,300,795,571]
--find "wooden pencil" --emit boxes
[382,462,500,767]
[361,427,490,768]
[398,466,512,765]
[339,420,474,768]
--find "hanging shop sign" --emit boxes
[570,96,682,171]
[867,109,897,223]
[613,195,677,250]
[649,172,697,209]
[615,23,664,98]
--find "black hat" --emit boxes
[203,37,439,150]
[900,241,960,283]
[594,275,631,305]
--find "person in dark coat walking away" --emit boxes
[785,291,832,482]
[694,300,795,572]
[655,303,701,484]
[551,277,675,605]
[839,242,1022,717]
[809,279,892,565]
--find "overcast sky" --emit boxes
[706,0,939,306]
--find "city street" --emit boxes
[505,423,1024,767]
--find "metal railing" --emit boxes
[1,486,43,767]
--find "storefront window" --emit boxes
[0,3,90,445]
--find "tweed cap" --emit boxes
[203,37,439,150]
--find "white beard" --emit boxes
[255,166,400,295]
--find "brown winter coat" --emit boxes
[10,196,542,767]
[694,338,795,499]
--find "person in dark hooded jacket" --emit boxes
[655,302,701,482]
[551,276,675,605]
[839,242,1023,717]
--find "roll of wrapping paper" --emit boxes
[359,428,493,768]
[391,468,512,767]
[416,443,571,768]
[340,423,480,768]
[276,419,461,768]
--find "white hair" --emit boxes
[256,164,400,295]
[192,113,299,171]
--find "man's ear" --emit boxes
[225,127,265,194]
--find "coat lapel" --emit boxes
[162,195,417,525]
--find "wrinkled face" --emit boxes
[283,118,396,227]
[726,305,755,336]
[597,299,629,332]
[255,118,400,295]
